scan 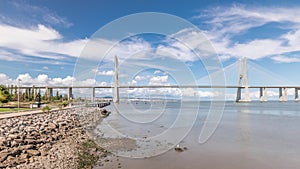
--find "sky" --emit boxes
[1,0,300,99]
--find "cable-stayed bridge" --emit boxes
[16,56,300,103]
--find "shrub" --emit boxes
[42,105,51,113]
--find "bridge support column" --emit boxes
[263,87,267,102]
[295,88,299,102]
[236,87,241,102]
[68,87,73,100]
[260,87,263,102]
[113,55,119,103]
[92,87,95,102]
[284,88,288,102]
[279,87,283,102]
[45,87,53,100]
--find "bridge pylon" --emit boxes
[113,55,119,103]
[236,57,251,102]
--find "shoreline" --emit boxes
[0,106,113,168]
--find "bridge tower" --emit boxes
[113,55,119,103]
[236,57,251,102]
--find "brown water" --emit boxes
[95,101,300,169]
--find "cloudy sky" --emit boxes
[0,0,300,99]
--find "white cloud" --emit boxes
[154,70,161,75]
[97,70,114,76]
[0,1,72,28]
[0,73,13,85]
[149,75,168,85]
[134,75,149,81]
[196,5,300,62]
[0,23,87,62]
[272,55,300,63]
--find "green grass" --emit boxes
[0,108,31,113]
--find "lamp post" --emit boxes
[18,79,21,111]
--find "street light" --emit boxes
[18,79,21,112]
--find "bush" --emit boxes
[62,101,68,107]
[42,105,51,113]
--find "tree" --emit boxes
[14,85,18,101]
[55,90,60,100]
[37,89,41,102]
[0,85,11,103]
[10,85,13,95]
[30,85,35,101]
[23,88,29,101]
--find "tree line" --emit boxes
[0,85,68,103]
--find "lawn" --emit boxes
[0,108,31,113]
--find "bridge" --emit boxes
[16,56,299,103]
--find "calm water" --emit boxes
[95,101,300,169]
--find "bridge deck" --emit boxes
[17,85,300,89]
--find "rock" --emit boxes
[58,121,67,127]
[48,123,57,129]
[17,153,29,164]
[11,140,18,147]
[0,136,6,146]
[26,126,36,133]
[27,150,41,156]
[174,145,184,152]
[6,155,16,166]
[101,109,110,117]
[8,134,19,139]
[0,152,8,162]
[11,148,22,156]
[29,157,35,163]
[25,139,37,145]
[19,144,34,151]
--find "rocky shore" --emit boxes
[0,107,110,168]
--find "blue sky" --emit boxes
[1,0,300,99]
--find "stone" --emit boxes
[48,123,57,129]
[19,144,34,151]
[27,150,41,156]
[26,126,36,133]
[0,152,8,162]
[11,148,22,156]
[6,155,16,166]
[0,136,6,146]
[8,134,19,139]
[11,140,18,147]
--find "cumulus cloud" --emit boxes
[149,75,169,85]
[0,23,87,63]
[196,5,300,62]
[272,55,300,63]
[97,70,114,76]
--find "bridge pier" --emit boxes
[68,87,73,100]
[263,87,267,102]
[45,87,53,100]
[260,87,263,102]
[279,87,283,102]
[284,88,288,102]
[236,87,242,102]
[295,88,299,102]
[92,87,95,102]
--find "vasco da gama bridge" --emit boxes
[17,56,300,103]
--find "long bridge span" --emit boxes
[15,56,299,103]
[17,85,300,103]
